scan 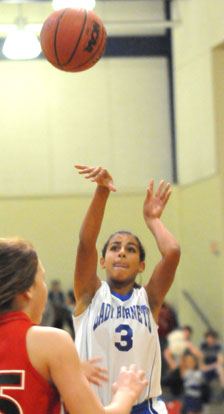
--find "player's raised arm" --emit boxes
[143,179,181,323]
[74,165,116,315]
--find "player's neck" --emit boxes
[107,280,134,296]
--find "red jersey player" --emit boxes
[0,237,147,414]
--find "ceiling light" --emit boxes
[2,17,41,60]
[3,27,41,60]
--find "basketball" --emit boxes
[40,8,106,72]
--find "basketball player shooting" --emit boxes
[73,165,181,414]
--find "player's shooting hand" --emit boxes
[112,364,148,402]
[143,179,171,221]
[81,357,108,386]
[75,165,116,192]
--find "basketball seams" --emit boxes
[55,9,88,67]
[66,25,106,72]
[64,9,87,67]
[54,9,67,66]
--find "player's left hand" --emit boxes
[143,179,171,221]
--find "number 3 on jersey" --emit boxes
[0,371,24,414]
[115,324,133,351]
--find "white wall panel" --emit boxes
[0,57,172,196]
[104,58,172,191]
[175,53,217,184]
[0,61,51,196]
[172,0,224,185]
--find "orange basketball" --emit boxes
[40,8,106,72]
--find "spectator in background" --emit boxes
[158,301,179,378]
[42,282,75,338]
[48,279,66,329]
[66,289,76,313]
[40,297,54,327]
[162,326,202,398]
[65,289,76,338]
[158,302,179,340]
[182,326,193,342]
[200,330,224,401]
[181,354,204,414]
[164,326,202,369]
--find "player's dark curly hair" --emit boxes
[0,238,38,312]
[102,231,145,262]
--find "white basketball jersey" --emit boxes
[74,282,162,406]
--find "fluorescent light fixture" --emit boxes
[2,26,41,60]
[52,0,96,11]
[0,24,43,36]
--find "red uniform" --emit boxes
[0,311,62,414]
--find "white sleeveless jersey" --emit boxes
[74,281,162,406]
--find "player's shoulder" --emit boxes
[26,326,77,383]
[94,280,110,297]
[27,325,73,350]
[27,326,77,372]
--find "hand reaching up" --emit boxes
[143,179,171,222]
[75,165,116,192]
[112,364,148,403]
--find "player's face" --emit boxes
[100,233,145,286]
[29,261,48,324]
